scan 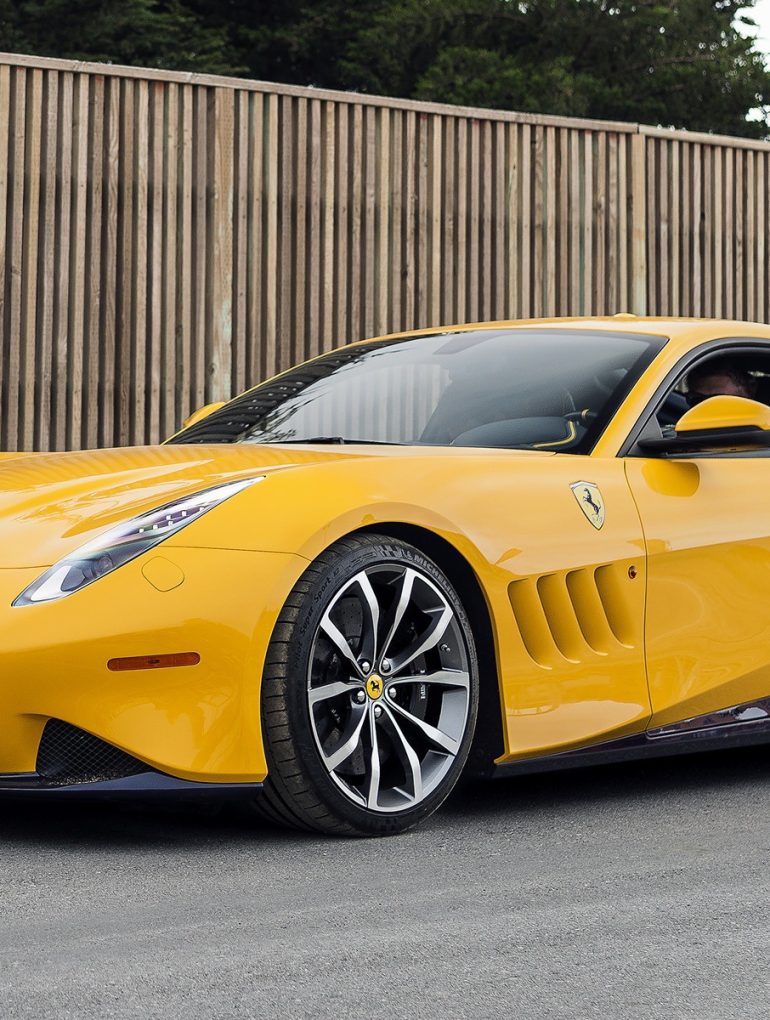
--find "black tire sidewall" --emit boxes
[274,536,479,835]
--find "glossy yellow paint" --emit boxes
[182,401,226,430]
[675,394,770,433]
[3,315,770,782]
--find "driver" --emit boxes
[685,358,757,407]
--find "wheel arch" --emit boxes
[353,522,505,776]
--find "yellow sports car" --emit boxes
[3,316,770,835]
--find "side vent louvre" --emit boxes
[509,563,637,668]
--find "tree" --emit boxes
[0,0,235,73]
[2,0,769,137]
[247,0,770,137]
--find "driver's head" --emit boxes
[686,358,757,407]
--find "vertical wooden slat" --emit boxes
[569,130,580,314]
[278,94,294,373]
[348,105,362,341]
[430,115,443,325]
[6,68,26,449]
[702,146,713,318]
[582,131,593,315]
[544,126,556,317]
[20,68,43,450]
[454,118,467,324]
[364,105,377,338]
[507,123,519,320]
[390,109,403,331]
[670,141,681,315]
[756,153,765,322]
[724,149,735,319]
[211,88,234,400]
[263,92,278,377]
[558,128,569,315]
[468,118,480,322]
[629,134,647,316]
[0,65,9,431]
[617,135,628,311]
[658,141,669,315]
[481,120,493,320]
[36,70,58,451]
[532,125,543,318]
[85,74,105,450]
[377,108,391,335]
[497,120,509,318]
[307,98,321,359]
[100,76,119,445]
[233,89,248,394]
[714,147,724,318]
[735,149,744,320]
[520,123,531,318]
[178,84,194,419]
[403,110,416,329]
[147,80,163,442]
[68,75,89,450]
[593,132,606,314]
[291,95,308,367]
[692,144,702,319]
[161,82,178,432]
[416,114,429,328]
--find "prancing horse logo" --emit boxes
[366,674,384,700]
[570,481,605,530]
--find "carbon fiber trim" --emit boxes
[0,771,264,794]
[493,694,770,778]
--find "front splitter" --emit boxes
[0,771,263,795]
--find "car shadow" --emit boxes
[0,744,768,849]
[444,743,770,822]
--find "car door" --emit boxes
[490,453,651,760]
[624,340,770,730]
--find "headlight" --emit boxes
[13,477,264,606]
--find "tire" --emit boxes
[257,533,479,836]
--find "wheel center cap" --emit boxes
[366,674,384,700]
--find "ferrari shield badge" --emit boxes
[570,481,605,530]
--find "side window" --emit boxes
[655,346,770,437]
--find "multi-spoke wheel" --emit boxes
[258,534,479,836]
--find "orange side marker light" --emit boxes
[107,652,201,672]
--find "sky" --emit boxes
[745,0,770,57]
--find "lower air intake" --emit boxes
[37,719,149,783]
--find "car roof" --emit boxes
[356,315,770,357]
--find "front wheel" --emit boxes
[258,534,479,836]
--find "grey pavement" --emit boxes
[1,747,769,1020]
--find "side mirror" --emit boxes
[639,395,770,454]
[182,401,226,430]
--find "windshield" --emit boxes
[171,328,665,453]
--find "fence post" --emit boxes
[210,87,234,402]
[630,132,648,315]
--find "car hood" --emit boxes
[0,442,555,568]
[0,444,359,568]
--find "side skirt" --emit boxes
[492,696,770,778]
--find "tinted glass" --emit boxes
[171,329,665,454]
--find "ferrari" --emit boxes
[3,315,770,836]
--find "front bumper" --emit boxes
[0,546,306,782]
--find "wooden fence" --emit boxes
[1,52,770,452]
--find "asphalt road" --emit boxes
[1,747,768,1020]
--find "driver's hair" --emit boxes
[687,357,756,395]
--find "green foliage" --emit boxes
[1,0,235,73]
[2,0,769,137]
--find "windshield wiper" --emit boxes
[250,436,401,446]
